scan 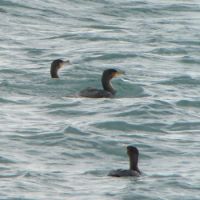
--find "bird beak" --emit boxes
[63,60,71,65]
[114,70,125,77]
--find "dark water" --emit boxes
[0,0,200,199]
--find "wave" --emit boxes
[94,121,167,133]
[159,75,200,85]
[176,100,200,108]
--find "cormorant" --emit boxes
[108,146,141,177]
[79,69,124,98]
[50,59,70,78]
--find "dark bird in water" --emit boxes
[79,69,124,98]
[108,146,141,177]
[50,59,70,78]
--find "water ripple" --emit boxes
[1,0,200,199]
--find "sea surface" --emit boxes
[0,0,200,199]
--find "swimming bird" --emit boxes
[79,69,124,98]
[50,59,70,78]
[108,146,141,177]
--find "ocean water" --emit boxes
[0,0,200,199]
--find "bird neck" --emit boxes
[102,78,115,94]
[129,155,140,173]
[51,67,59,78]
